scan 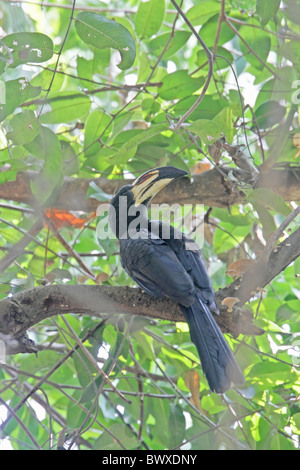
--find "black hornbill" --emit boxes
[109,166,244,393]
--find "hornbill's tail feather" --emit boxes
[180,297,244,393]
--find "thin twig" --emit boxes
[169,0,214,130]
[38,0,77,117]
[44,218,96,281]
[224,15,277,77]
[4,0,178,15]
[59,314,131,404]
[213,0,226,54]
[154,359,248,449]
[0,395,42,449]
[73,2,182,167]
[228,15,300,41]
[0,216,95,277]
[0,319,107,433]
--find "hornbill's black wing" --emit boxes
[120,230,244,393]
[120,231,195,306]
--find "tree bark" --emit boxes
[0,165,299,212]
[222,227,300,306]
[0,284,260,350]
[1,227,298,354]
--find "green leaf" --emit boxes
[189,119,223,145]
[213,107,236,143]
[94,423,138,450]
[149,31,192,59]
[238,20,271,71]
[252,202,276,239]
[7,110,41,145]
[77,56,94,83]
[135,143,167,168]
[31,62,65,92]
[249,361,291,381]
[109,122,168,164]
[135,0,165,38]
[249,188,291,216]
[0,77,41,122]
[255,67,298,108]
[75,12,136,70]
[173,94,227,121]
[110,112,132,141]
[168,404,186,449]
[285,0,300,25]
[199,14,235,46]
[66,397,91,430]
[256,0,281,26]
[212,207,253,226]
[84,110,111,158]
[186,1,223,25]
[291,414,300,435]
[145,396,170,447]
[1,32,54,67]
[97,237,119,257]
[73,349,98,388]
[61,140,79,176]
[87,180,112,202]
[80,329,124,403]
[28,126,63,205]
[280,41,300,68]
[0,81,5,103]
[158,70,205,100]
[213,221,252,253]
[40,91,91,124]
[255,100,286,129]
[197,46,233,70]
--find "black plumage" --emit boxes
[109,167,244,393]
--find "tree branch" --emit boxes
[0,198,298,353]
[2,225,298,350]
[0,283,261,354]
[221,227,300,306]
[0,165,299,212]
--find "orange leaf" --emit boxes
[44,209,96,230]
[184,370,204,412]
[191,162,211,174]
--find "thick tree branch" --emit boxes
[221,227,300,305]
[0,165,299,212]
[0,284,260,355]
[0,285,227,334]
[3,227,299,350]
[0,169,243,209]
[0,209,298,354]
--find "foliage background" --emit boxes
[0,0,299,450]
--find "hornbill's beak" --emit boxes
[131,166,188,205]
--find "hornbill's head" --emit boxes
[109,166,188,238]
[131,166,188,206]
[110,166,188,208]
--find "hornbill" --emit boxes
[109,166,244,393]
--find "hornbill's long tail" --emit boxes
[180,296,244,393]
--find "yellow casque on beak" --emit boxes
[131,166,188,205]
